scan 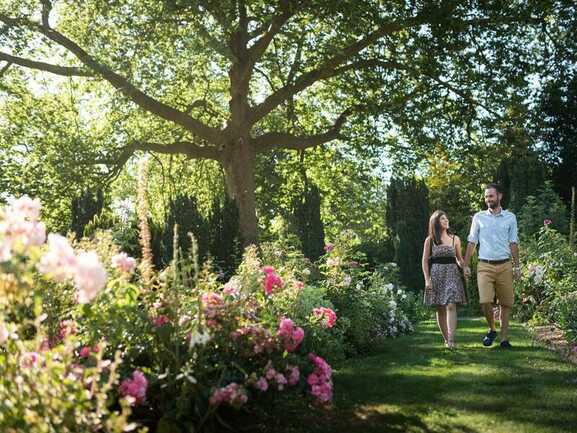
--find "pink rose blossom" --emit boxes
[74,251,107,304]
[209,383,248,407]
[202,292,225,322]
[262,265,276,274]
[544,219,552,226]
[263,270,283,296]
[153,315,170,328]
[286,365,300,386]
[313,307,337,328]
[119,370,148,406]
[277,318,305,352]
[323,243,334,253]
[255,377,269,391]
[79,346,91,358]
[111,252,136,274]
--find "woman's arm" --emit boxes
[422,237,432,287]
[454,236,464,268]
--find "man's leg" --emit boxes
[477,262,496,330]
[496,262,514,345]
[481,302,496,331]
[436,306,448,344]
[500,305,511,341]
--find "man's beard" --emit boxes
[488,201,500,209]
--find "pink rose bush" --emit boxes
[307,353,333,404]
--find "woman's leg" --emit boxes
[436,307,448,344]
[446,303,457,347]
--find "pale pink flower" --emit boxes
[37,234,77,282]
[209,383,248,407]
[0,242,11,263]
[58,320,77,341]
[20,351,41,369]
[202,292,225,320]
[286,365,300,386]
[323,243,334,253]
[119,370,148,406]
[255,377,269,391]
[10,196,41,221]
[275,373,288,390]
[544,219,552,226]
[0,322,8,345]
[223,277,241,297]
[111,252,137,274]
[74,251,107,304]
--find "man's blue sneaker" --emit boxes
[482,330,498,347]
[500,340,513,349]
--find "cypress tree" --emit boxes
[386,177,429,292]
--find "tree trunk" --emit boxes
[222,134,258,247]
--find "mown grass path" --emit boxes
[253,318,577,433]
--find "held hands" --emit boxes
[463,266,471,278]
[513,266,521,281]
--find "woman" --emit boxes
[422,210,467,349]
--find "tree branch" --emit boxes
[253,106,355,152]
[0,51,93,76]
[249,17,425,124]
[248,0,295,63]
[0,13,226,146]
[0,61,12,77]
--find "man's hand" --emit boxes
[513,266,521,281]
[463,266,471,278]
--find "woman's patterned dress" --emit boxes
[425,243,467,306]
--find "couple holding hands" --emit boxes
[422,183,521,350]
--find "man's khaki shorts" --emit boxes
[477,261,514,307]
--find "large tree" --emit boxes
[1,0,573,244]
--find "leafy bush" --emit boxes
[515,224,577,341]
[517,182,569,238]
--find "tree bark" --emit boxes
[222,135,258,247]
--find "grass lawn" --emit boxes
[246,317,577,433]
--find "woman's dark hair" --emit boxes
[428,210,449,245]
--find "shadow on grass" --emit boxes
[241,318,577,433]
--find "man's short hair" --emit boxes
[485,183,502,194]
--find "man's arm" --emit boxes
[510,242,520,279]
[509,214,521,279]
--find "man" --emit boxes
[463,183,521,348]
